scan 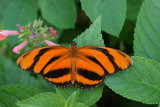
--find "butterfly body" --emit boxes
[69,41,78,84]
[17,41,132,90]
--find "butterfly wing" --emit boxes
[75,46,132,89]
[17,46,72,88]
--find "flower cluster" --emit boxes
[0,19,58,54]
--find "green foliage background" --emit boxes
[0,0,160,107]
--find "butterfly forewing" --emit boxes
[105,48,132,70]
[82,46,132,72]
[17,46,72,88]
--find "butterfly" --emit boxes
[17,41,132,90]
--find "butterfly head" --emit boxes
[72,41,77,46]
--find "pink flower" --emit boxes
[29,31,37,39]
[12,40,28,54]
[43,34,47,38]
[43,40,59,46]
[0,30,19,41]
[16,24,24,31]
[0,33,6,41]
[49,27,56,37]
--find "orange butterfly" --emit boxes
[17,41,132,90]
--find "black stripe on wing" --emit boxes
[43,67,71,88]
[39,56,60,75]
[91,47,122,72]
[43,68,70,78]
[43,68,71,88]
[86,56,109,76]
[77,69,104,81]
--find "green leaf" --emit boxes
[56,85,104,106]
[0,84,41,107]
[64,92,88,107]
[65,92,77,107]
[0,54,55,92]
[3,0,37,30]
[0,0,11,27]
[16,92,66,107]
[105,56,160,104]
[2,0,38,47]
[81,0,126,36]
[72,103,88,107]
[126,0,143,21]
[56,86,77,99]
[0,92,18,107]
[38,0,77,29]
[134,0,160,63]
[76,85,104,106]
[74,16,104,47]
[0,102,5,107]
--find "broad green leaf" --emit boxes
[126,0,143,21]
[81,0,126,36]
[3,0,37,29]
[56,86,77,99]
[0,0,11,27]
[0,54,55,92]
[0,102,5,107]
[105,56,160,104]
[56,85,104,106]
[74,16,104,47]
[72,103,88,107]
[16,92,65,107]
[89,104,97,107]
[38,0,76,29]
[76,85,104,106]
[2,0,38,47]
[134,0,160,63]
[65,92,77,107]
[0,92,18,107]
[64,92,88,107]
[0,84,41,107]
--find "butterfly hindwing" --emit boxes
[17,46,72,88]
[75,55,105,89]
[43,56,72,88]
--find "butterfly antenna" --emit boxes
[30,25,36,35]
